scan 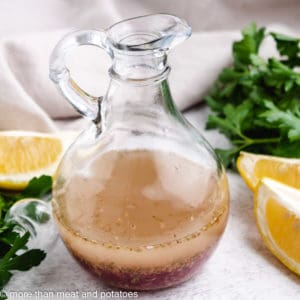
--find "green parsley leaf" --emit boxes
[233,23,265,68]
[0,270,12,290]
[22,175,52,199]
[261,100,300,142]
[271,32,300,67]
[3,249,46,271]
[205,23,300,168]
[0,175,51,293]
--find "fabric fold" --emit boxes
[0,0,299,131]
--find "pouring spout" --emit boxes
[106,14,192,52]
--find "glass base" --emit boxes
[67,242,218,291]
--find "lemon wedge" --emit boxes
[255,178,300,276]
[237,151,300,191]
[0,131,77,190]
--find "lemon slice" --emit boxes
[0,131,77,190]
[237,151,300,191]
[255,178,300,276]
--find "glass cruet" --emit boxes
[49,14,229,290]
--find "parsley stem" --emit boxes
[249,137,281,144]
[231,137,281,155]
[233,137,280,145]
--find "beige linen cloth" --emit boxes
[0,0,300,132]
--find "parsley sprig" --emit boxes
[205,23,300,167]
[0,176,52,299]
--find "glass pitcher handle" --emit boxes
[49,30,109,121]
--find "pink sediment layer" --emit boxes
[67,242,217,291]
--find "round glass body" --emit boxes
[50,14,230,290]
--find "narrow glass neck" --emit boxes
[100,79,177,130]
[111,51,168,80]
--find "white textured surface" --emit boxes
[6,107,300,300]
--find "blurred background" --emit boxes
[0,0,299,131]
[1,0,299,33]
